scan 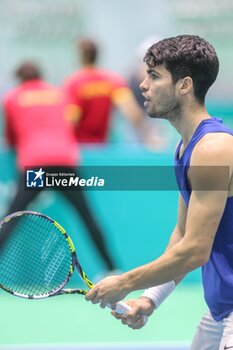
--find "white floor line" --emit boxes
[0,341,190,350]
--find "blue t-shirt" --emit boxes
[174,117,233,321]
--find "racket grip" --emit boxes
[106,301,148,325]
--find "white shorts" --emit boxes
[190,310,233,350]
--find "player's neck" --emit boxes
[171,104,211,147]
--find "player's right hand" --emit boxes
[111,296,155,329]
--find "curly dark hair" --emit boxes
[144,35,219,103]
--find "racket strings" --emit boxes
[0,216,43,295]
[0,214,72,297]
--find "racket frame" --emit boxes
[0,210,93,299]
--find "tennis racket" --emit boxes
[0,210,137,316]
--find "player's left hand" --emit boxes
[112,297,155,329]
[85,274,129,308]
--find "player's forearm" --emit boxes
[166,225,183,250]
[165,225,186,285]
[121,238,204,292]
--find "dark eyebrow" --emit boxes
[147,68,161,76]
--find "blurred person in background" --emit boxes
[63,38,151,145]
[86,35,233,349]
[128,35,167,150]
[129,36,161,109]
[2,61,116,272]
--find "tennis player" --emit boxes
[86,35,233,349]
